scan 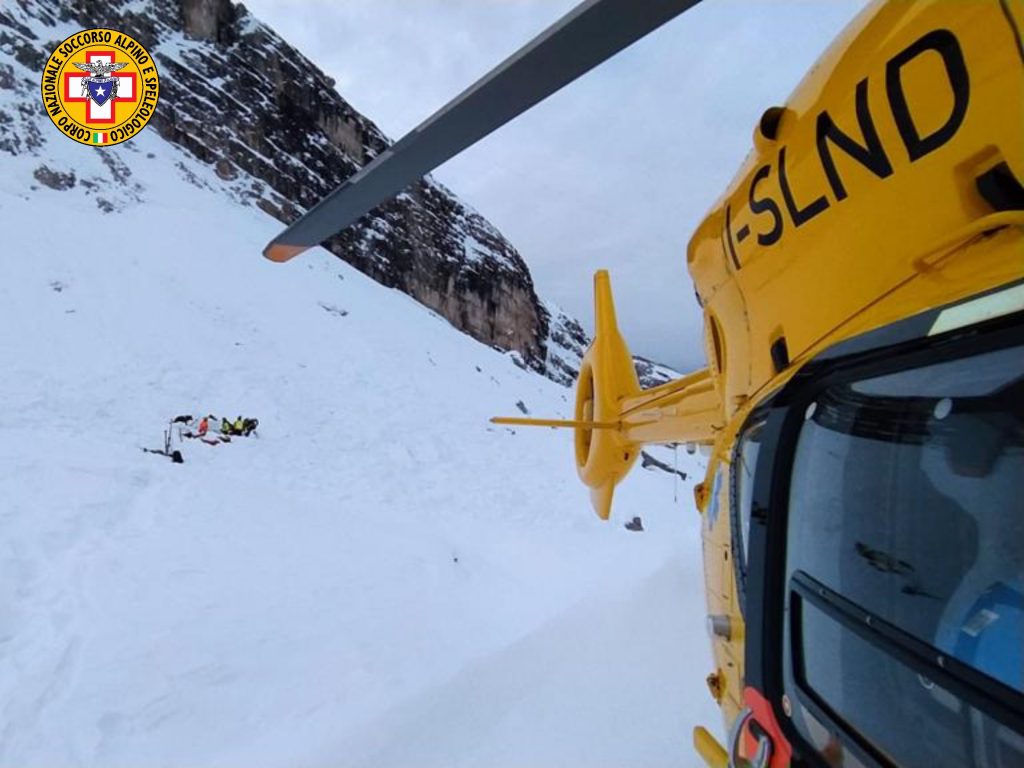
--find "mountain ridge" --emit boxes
[3,0,556,368]
[1,0,678,388]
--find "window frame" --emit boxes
[790,570,1024,766]
[741,309,1024,768]
[730,417,765,618]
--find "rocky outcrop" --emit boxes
[1,0,684,385]
[633,355,680,389]
[180,0,235,43]
[1,0,548,368]
[540,303,588,387]
[33,164,76,190]
[539,303,682,389]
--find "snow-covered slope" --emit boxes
[1,0,561,373]
[0,0,683,391]
[0,126,720,765]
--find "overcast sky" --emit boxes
[243,0,871,371]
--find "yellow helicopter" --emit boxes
[264,0,1024,765]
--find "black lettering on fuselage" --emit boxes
[726,28,969,263]
[778,146,830,227]
[748,165,783,246]
[816,78,893,201]
[886,29,970,162]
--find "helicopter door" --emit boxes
[740,312,1024,768]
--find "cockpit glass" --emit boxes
[730,421,763,611]
[784,339,1024,767]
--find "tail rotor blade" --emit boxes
[263,0,704,261]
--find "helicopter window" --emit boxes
[730,420,764,614]
[782,338,1024,767]
[707,464,723,530]
[792,578,1024,768]
[708,313,725,376]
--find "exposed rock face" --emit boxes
[180,0,234,43]
[1,0,548,368]
[1,0,680,385]
[33,164,75,190]
[539,304,682,390]
[540,303,589,387]
[633,355,680,389]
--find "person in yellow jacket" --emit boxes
[233,416,245,435]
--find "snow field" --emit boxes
[0,130,721,766]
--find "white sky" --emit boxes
[243,0,871,370]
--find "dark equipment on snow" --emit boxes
[142,427,185,464]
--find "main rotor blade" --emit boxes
[490,416,619,429]
[264,0,703,262]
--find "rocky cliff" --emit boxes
[0,0,549,368]
[537,303,681,389]
[0,0,679,389]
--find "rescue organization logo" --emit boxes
[40,29,159,147]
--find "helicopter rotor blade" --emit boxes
[264,0,704,262]
[490,417,619,430]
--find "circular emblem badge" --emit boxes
[40,28,159,147]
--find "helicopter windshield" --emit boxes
[783,331,1024,767]
[730,420,763,614]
